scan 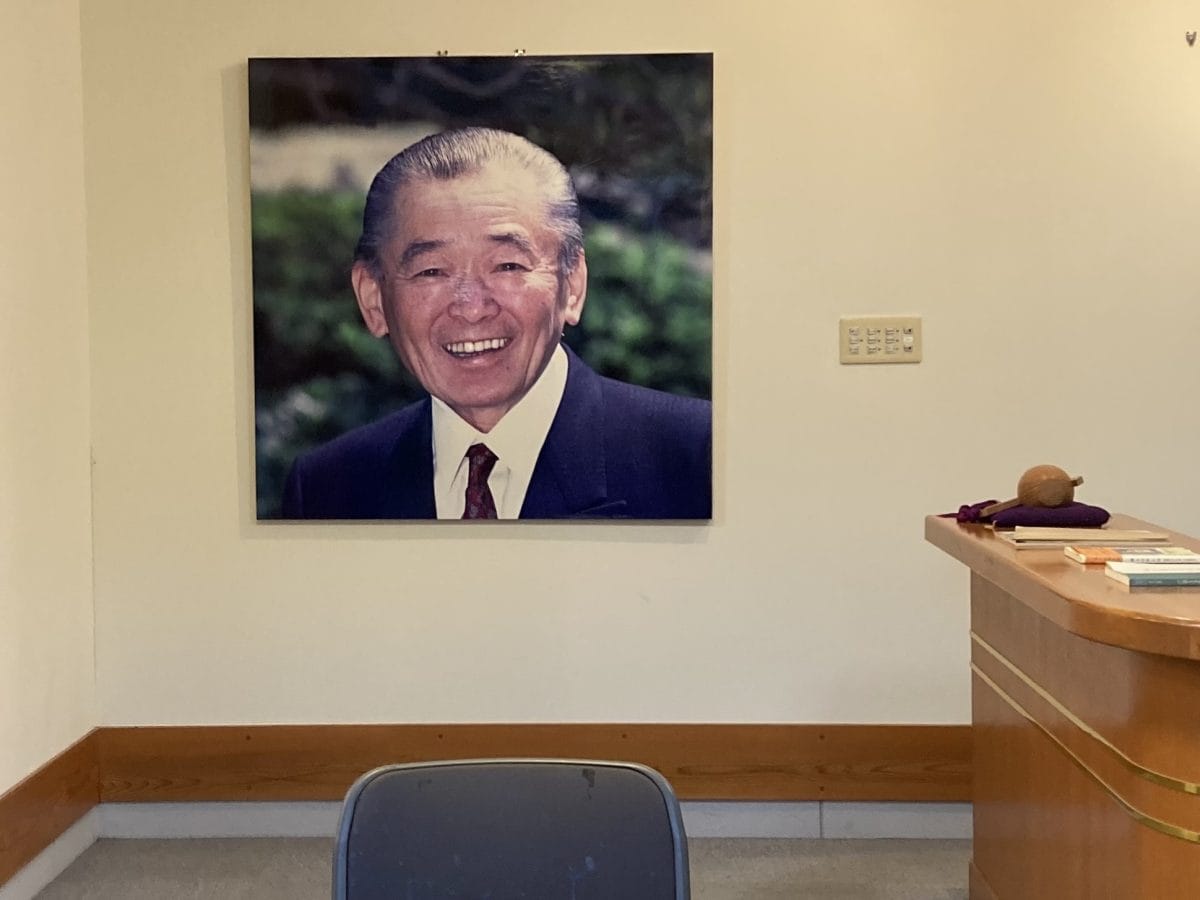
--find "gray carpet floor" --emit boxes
[35,837,970,899]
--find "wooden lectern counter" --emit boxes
[926,513,1200,900]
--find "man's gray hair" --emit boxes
[355,127,584,279]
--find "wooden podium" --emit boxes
[926,514,1200,899]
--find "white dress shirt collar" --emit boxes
[431,344,569,519]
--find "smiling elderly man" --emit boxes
[281,127,711,520]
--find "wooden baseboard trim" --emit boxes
[96,723,971,804]
[0,731,98,886]
[1,723,970,887]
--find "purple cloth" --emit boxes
[947,500,1110,527]
[991,502,1109,528]
[951,500,997,523]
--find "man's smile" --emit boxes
[443,337,511,358]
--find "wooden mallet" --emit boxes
[980,465,1084,518]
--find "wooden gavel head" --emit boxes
[1017,464,1080,508]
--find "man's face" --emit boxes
[353,161,586,433]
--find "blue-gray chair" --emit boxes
[332,757,690,899]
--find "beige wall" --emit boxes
[0,0,95,793]
[76,0,1200,728]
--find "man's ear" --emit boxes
[351,261,389,337]
[562,252,588,327]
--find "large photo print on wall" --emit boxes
[250,54,712,522]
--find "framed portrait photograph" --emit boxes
[250,53,712,521]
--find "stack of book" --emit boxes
[997,527,1171,550]
[1103,563,1200,588]
[1061,543,1200,588]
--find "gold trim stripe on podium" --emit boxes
[971,631,1200,796]
[971,663,1200,844]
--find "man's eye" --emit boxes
[414,268,444,278]
[495,262,529,273]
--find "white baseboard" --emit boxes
[821,802,973,839]
[0,810,98,900]
[98,801,342,838]
[1,800,972,897]
[683,801,822,838]
[96,800,972,840]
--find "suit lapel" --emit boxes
[380,399,437,518]
[521,349,626,518]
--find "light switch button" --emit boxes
[839,316,922,365]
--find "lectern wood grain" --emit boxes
[928,513,1200,900]
[926,514,1200,659]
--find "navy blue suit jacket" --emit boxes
[281,349,711,520]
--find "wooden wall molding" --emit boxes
[0,731,98,886]
[95,723,970,803]
[3,723,970,887]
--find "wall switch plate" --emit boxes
[839,315,922,364]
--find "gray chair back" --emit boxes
[332,757,690,899]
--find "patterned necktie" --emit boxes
[462,443,498,520]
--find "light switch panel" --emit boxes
[839,316,922,365]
